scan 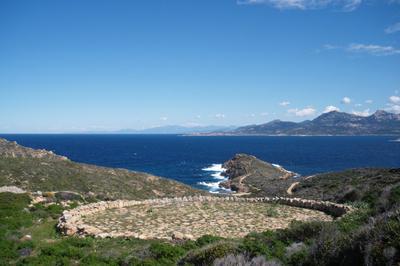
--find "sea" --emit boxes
[1,134,399,193]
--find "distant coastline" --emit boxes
[188,110,400,136]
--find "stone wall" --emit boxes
[57,196,354,238]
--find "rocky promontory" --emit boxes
[219,154,297,195]
[219,153,400,207]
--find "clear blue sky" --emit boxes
[1,0,400,133]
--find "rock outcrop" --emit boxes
[0,186,26,194]
[219,154,297,194]
[220,154,400,207]
[0,138,68,161]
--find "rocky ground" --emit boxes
[81,200,332,239]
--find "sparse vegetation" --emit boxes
[1,175,400,265]
[1,139,400,265]
[0,139,203,202]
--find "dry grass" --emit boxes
[82,201,332,239]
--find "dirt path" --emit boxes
[238,173,251,186]
[286,182,300,195]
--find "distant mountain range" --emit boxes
[206,110,400,136]
[113,125,237,134]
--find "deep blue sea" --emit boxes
[1,134,399,192]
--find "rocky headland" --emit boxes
[219,153,400,207]
[219,154,297,195]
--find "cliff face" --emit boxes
[220,154,297,194]
[0,138,203,200]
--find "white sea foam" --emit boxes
[203,164,227,181]
[273,163,292,173]
[202,164,225,172]
[197,181,232,193]
[199,163,230,193]
[272,163,283,169]
[272,163,300,178]
[198,181,220,188]
[211,172,226,179]
[197,181,221,192]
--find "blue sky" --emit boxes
[1,0,400,133]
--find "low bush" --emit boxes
[149,242,185,263]
[0,193,33,261]
[239,231,287,260]
[336,204,371,233]
[31,203,64,219]
[388,185,400,207]
[279,220,325,243]
[181,241,238,266]
[196,235,224,247]
[213,253,273,266]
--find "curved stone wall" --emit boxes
[57,196,353,238]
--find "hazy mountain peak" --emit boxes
[217,110,400,136]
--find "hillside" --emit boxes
[226,110,400,136]
[0,138,203,200]
[292,168,400,205]
[221,154,400,207]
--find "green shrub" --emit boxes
[181,242,238,266]
[280,220,325,242]
[55,191,83,202]
[80,254,120,265]
[240,232,271,257]
[336,205,371,233]
[31,203,64,219]
[149,242,185,261]
[308,224,351,265]
[239,231,286,260]
[0,239,19,261]
[180,240,197,251]
[18,255,71,265]
[286,247,309,266]
[0,193,32,231]
[265,205,279,217]
[195,235,224,247]
[40,244,85,259]
[62,236,94,248]
[388,185,400,207]
[0,193,33,261]
[361,191,380,208]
